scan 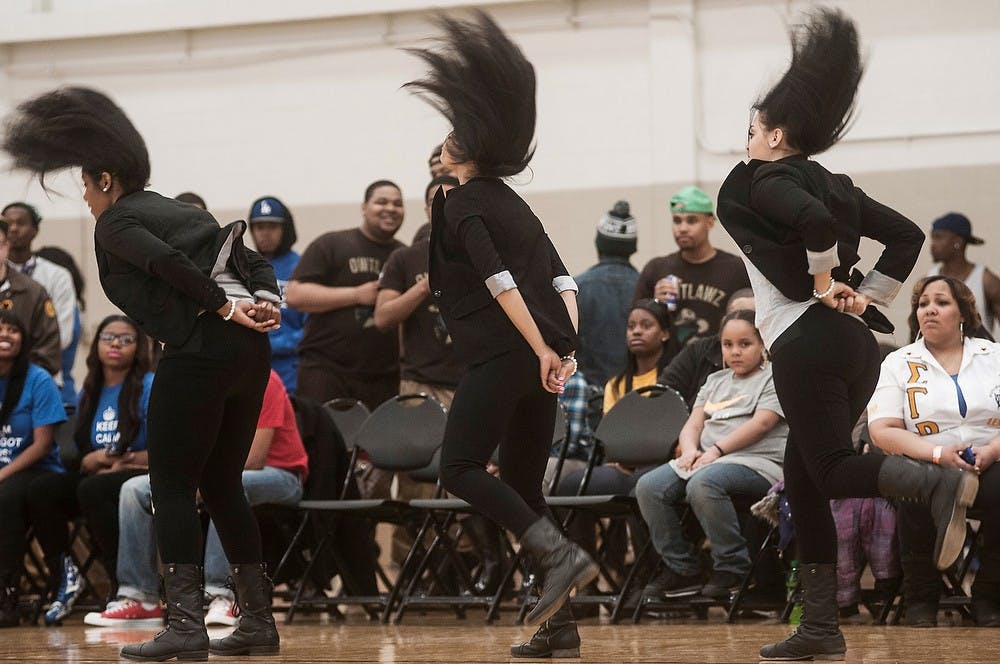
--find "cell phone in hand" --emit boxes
[959,446,976,465]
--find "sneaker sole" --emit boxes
[84,613,164,627]
[662,585,703,599]
[936,472,979,570]
[523,561,599,627]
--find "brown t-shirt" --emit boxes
[379,240,464,387]
[292,228,405,377]
[633,249,750,344]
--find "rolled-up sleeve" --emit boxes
[855,188,924,305]
[456,215,516,298]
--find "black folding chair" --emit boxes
[539,385,689,623]
[323,398,370,449]
[395,405,571,624]
[283,394,447,623]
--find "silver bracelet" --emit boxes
[222,299,237,321]
[812,278,836,300]
[560,355,578,376]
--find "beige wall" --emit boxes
[3,0,998,378]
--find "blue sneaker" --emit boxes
[44,555,85,626]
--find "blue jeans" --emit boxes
[635,462,771,576]
[116,468,303,603]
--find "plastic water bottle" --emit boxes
[663,275,679,312]
[787,560,803,626]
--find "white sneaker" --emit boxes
[204,595,238,626]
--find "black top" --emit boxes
[429,177,576,366]
[718,155,923,305]
[95,190,279,347]
[657,334,723,408]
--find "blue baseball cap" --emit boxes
[248,196,289,224]
[931,212,983,245]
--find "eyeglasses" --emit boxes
[99,332,137,346]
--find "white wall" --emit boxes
[0,0,997,350]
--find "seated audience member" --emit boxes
[0,311,67,628]
[28,315,153,624]
[659,288,755,407]
[636,310,787,600]
[35,247,87,403]
[868,276,1000,627]
[85,369,307,627]
[554,299,681,575]
[0,219,61,375]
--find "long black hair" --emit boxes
[0,310,32,428]
[610,299,681,397]
[754,7,864,156]
[405,10,536,178]
[74,315,151,455]
[2,86,150,194]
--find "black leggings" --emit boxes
[147,314,271,565]
[770,305,885,564]
[440,346,557,538]
[0,467,56,576]
[27,468,145,579]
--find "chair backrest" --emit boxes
[594,384,688,467]
[356,393,447,472]
[292,396,356,501]
[323,398,370,449]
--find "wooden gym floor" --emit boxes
[1,608,996,663]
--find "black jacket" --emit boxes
[657,334,723,408]
[95,190,279,346]
[428,178,577,366]
[718,155,923,320]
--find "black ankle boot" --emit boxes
[510,603,580,658]
[759,563,846,661]
[0,571,19,628]
[209,564,279,656]
[901,555,940,628]
[518,518,597,627]
[120,564,208,662]
[877,456,978,570]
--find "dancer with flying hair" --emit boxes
[716,7,977,660]
[2,88,283,660]
[405,11,597,659]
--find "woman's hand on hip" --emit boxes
[816,282,857,312]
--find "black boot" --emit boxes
[877,455,978,570]
[759,563,846,661]
[900,555,940,627]
[510,602,580,658]
[0,571,18,628]
[518,518,597,627]
[209,564,279,656]
[465,515,504,596]
[120,564,208,662]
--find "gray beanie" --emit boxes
[595,200,637,257]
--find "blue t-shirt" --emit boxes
[84,372,154,453]
[0,364,68,472]
[268,250,307,394]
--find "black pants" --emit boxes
[770,306,885,564]
[147,314,271,565]
[899,461,1000,589]
[296,365,398,413]
[26,468,146,580]
[440,346,557,538]
[0,467,57,576]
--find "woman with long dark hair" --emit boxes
[26,315,152,625]
[406,11,597,656]
[3,88,282,659]
[0,310,66,628]
[35,246,86,403]
[716,8,978,660]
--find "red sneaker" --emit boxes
[84,598,164,627]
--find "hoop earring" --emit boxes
[960,321,965,337]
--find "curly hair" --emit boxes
[755,7,864,156]
[2,86,150,194]
[907,275,982,343]
[405,10,536,178]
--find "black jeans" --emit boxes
[147,314,271,565]
[770,306,884,564]
[27,468,146,579]
[440,346,557,538]
[0,467,57,576]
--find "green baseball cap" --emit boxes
[669,186,714,214]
